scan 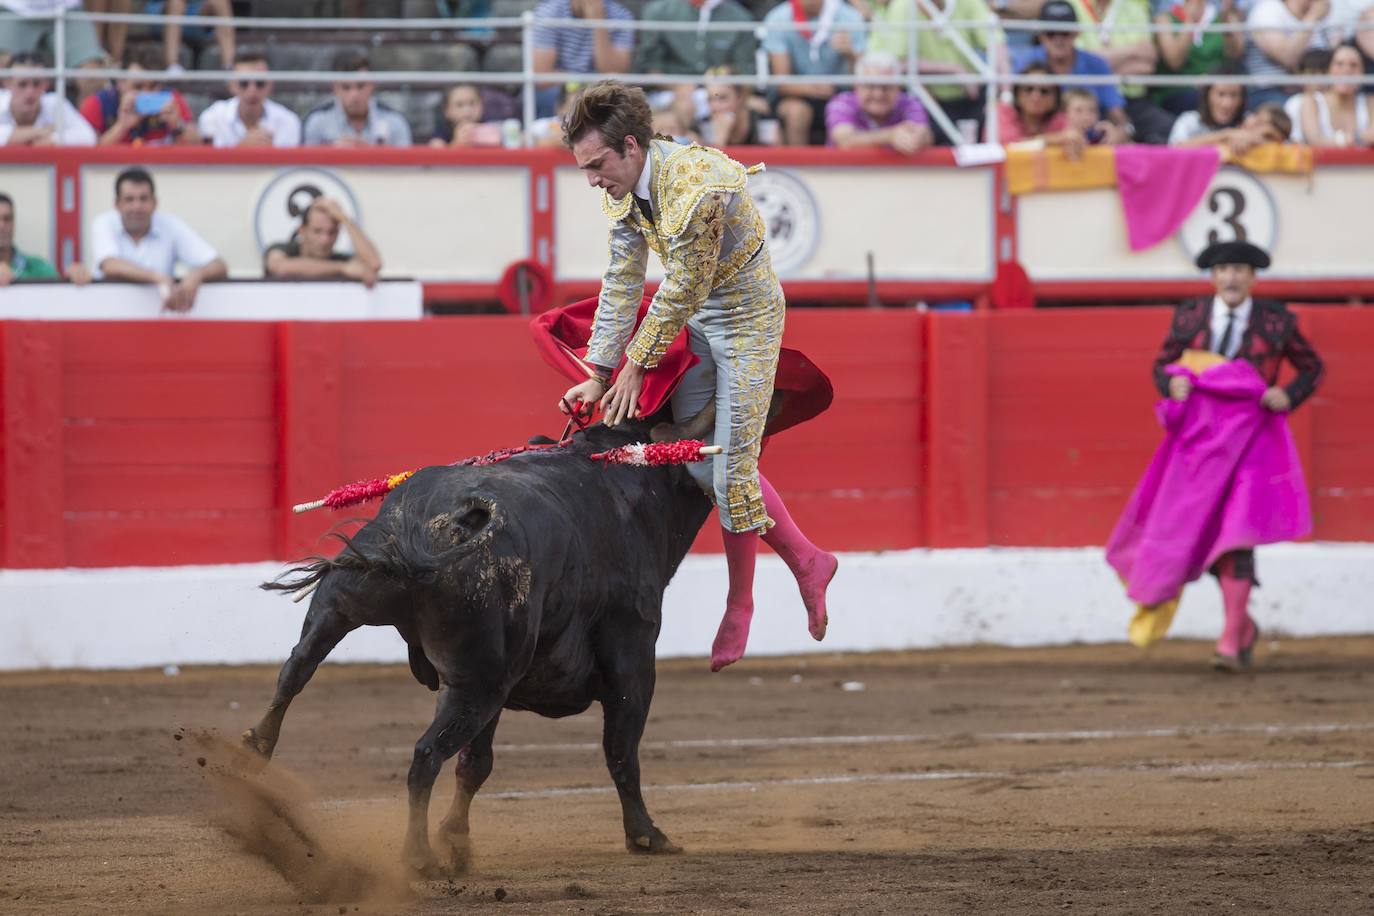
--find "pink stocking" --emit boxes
[711,528,758,672]
[1216,555,1254,658]
[759,474,838,641]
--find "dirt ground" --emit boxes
[1,637,1371,915]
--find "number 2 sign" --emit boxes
[1178,166,1278,262]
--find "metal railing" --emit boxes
[2,7,1372,147]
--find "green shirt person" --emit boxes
[863,0,1008,103]
[0,193,91,286]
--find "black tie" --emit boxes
[635,195,654,224]
[1217,311,1236,357]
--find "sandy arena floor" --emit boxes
[1,637,1371,915]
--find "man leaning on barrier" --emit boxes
[263,196,384,289]
[0,191,90,286]
[88,167,227,312]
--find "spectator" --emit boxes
[89,167,226,311]
[700,66,775,145]
[1053,0,1178,142]
[1152,0,1246,114]
[429,83,503,147]
[86,1,129,65]
[987,61,1092,155]
[764,0,868,145]
[531,0,635,117]
[1284,47,1332,140]
[1244,0,1332,109]
[1168,73,1252,146]
[1296,42,1374,144]
[0,1,106,69]
[197,50,301,148]
[527,83,579,147]
[145,0,236,73]
[634,0,757,131]
[826,50,933,152]
[1062,86,1114,142]
[303,49,412,147]
[1021,1,1132,142]
[263,196,383,288]
[0,51,97,145]
[0,191,90,284]
[1245,99,1294,140]
[862,0,1009,129]
[79,47,199,145]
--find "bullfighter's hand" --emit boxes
[1168,375,1192,402]
[1260,386,1292,412]
[601,362,645,427]
[560,378,605,418]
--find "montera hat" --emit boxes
[1195,240,1271,270]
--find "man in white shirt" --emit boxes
[89,167,228,311]
[0,51,97,146]
[196,50,302,148]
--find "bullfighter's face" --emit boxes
[1212,263,1256,308]
[573,132,646,202]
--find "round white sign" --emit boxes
[253,167,362,256]
[1178,166,1278,263]
[747,168,820,278]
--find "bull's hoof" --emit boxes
[239,728,274,768]
[625,829,682,855]
[436,827,473,874]
[402,846,445,880]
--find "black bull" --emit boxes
[243,419,714,874]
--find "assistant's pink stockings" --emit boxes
[1216,554,1256,659]
[709,474,839,672]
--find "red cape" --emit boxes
[530,296,833,435]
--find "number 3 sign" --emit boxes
[1178,166,1278,262]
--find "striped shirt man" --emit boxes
[531,0,636,75]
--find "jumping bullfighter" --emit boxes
[558,80,838,672]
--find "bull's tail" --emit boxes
[260,530,372,597]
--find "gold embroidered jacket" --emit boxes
[586,139,768,370]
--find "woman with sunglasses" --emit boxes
[987,62,1093,155]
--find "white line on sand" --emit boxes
[351,721,1374,757]
[319,758,1369,808]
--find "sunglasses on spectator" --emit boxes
[237,79,268,89]
[1018,85,1056,95]
[1042,31,1073,39]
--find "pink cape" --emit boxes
[1105,360,1311,606]
[1115,145,1220,252]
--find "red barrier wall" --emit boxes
[1,308,1370,569]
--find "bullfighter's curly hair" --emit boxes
[561,80,654,155]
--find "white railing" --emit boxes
[2,7,1372,146]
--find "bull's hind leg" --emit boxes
[435,712,501,872]
[242,592,357,762]
[402,684,504,877]
[598,619,681,855]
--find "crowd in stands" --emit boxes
[0,0,1371,154]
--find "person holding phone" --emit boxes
[79,48,200,146]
